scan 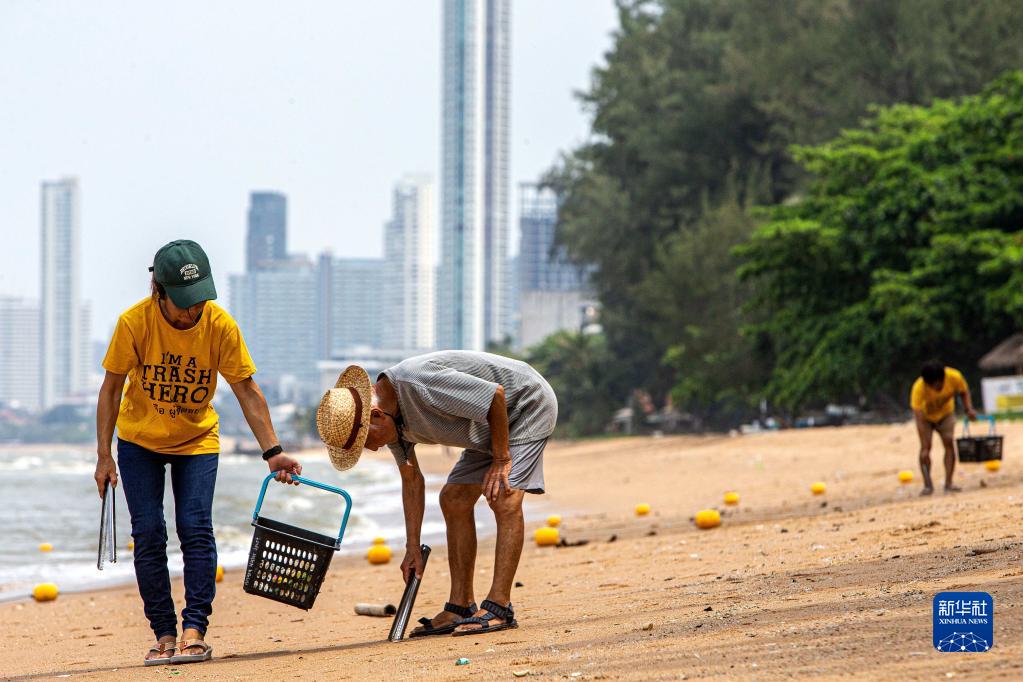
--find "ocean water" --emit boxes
[0,446,460,600]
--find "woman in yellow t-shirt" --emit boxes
[92,240,302,666]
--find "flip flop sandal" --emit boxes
[143,641,177,667]
[170,639,213,664]
[409,602,478,637]
[452,599,518,636]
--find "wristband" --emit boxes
[261,444,283,461]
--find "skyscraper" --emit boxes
[0,297,41,410]
[516,183,593,350]
[229,256,319,401]
[246,192,287,271]
[384,175,436,351]
[518,183,584,293]
[437,0,511,350]
[330,257,384,353]
[40,177,89,408]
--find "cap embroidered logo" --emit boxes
[180,263,200,281]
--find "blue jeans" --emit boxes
[117,439,218,639]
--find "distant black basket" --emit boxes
[243,474,352,610]
[957,417,1004,463]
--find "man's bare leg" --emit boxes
[941,433,961,492]
[455,488,525,632]
[917,422,935,495]
[411,483,481,634]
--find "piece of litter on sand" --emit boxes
[571,673,582,678]
[513,672,530,678]
[968,546,1000,556]
[456,657,470,666]
[642,622,654,631]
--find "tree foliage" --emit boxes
[527,331,625,437]
[738,72,1023,408]
[546,0,1023,428]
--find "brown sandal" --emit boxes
[170,638,213,664]
[143,641,177,667]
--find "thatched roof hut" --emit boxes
[979,333,1023,374]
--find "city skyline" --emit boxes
[0,1,617,342]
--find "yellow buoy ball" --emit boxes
[128,541,135,550]
[897,470,914,484]
[635,503,651,516]
[694,509,722,529]
[985,459,1002,472]
[38,543,53,553]
[215,565,224,583]
[723,492,740,506]
[32,583,59,602]
[367,543,393,565]
[810,482,826,495]
[534,526,559,547]
[372,536,387,545]
[546,514,562,527]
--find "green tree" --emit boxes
[548,0,1023,423]
[527,331,625,437]
[738,72,1023,409]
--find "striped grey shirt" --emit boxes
[381,351,558,466]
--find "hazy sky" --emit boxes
[0,0,617,340]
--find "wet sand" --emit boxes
[2,422,1022,680]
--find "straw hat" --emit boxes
[316,365,372,471]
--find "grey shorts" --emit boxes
[446,438,548,494]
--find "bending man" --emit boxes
[910,360,976,495]
[315,351,557,636]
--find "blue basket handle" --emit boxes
[962,414,996,436]
[252,473,353,547]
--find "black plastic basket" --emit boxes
[957,416,1004,463]
[243,474,352,610]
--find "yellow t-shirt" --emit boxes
[910,367,968,423]
[102,298,256,454]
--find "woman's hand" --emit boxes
[94,454,118,497]
[268,452,302,485]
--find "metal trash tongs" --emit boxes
[97,480,117,570]
[388,544,431,641]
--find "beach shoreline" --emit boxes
[3,424,1022,680]
[0,443,549,604]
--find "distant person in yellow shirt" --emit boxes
[92,240,302,667]
[910,361,977,496]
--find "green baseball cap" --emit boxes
[151,239,218,309]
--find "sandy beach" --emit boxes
[2,422,1022,680]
